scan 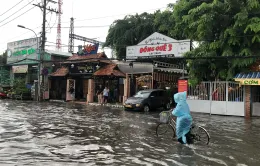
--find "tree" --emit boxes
[172,0,260,84]
[0,51,7,65]
[104,12,159,59]
[13,77,29,94]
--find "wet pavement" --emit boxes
[0,100,259,166]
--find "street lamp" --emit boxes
[17,25,41,101]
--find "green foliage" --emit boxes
[0,68,11,86]
[13,77,29,94]
[105,0,260,83]
[104,12,161,59]
[0,51,7,65]
[173,0,260,84]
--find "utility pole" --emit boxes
[33,0,59,101]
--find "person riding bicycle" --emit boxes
[172,91,193,144]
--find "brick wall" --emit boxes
[245,86,251,119]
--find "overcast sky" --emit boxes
[0,0,174,57]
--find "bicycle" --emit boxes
[156,111,210,145]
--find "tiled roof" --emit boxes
[50,67,69,76]
[68,52,107,60]
[94,64,125,77]
[234,72,260,79]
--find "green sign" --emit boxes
[243,80,259,85]
[13,48,36,56]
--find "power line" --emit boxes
[0,0,26,17]
[0,0,35,25]
[0,25,41,45]
[51,25,110,28]
[61,6,167,23]
[0,5,37,28]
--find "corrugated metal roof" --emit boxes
[45,50,72,57]
[234,72,260,79]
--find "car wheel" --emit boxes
[143,105,150,112]
[164,103,171,110]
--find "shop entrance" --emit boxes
[252,86,260,116]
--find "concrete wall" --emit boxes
[187,100,245,116]
[187,100,210,114]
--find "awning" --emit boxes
[234,72,260,85]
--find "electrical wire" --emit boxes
[0,0,26,17]
[47,14,58,33]
[51,25,110,28]
[47,33,260,48]
[61,6,167,23]
[0,0,35,24]
[0,5,37,28]
[0,25,41,45]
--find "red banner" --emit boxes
[178,80,188,92]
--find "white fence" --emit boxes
[186,81,245,116]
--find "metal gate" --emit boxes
[186,81,245,116]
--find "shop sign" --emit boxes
[77,43,99,55]
[69,64,95,74]
[242,80,260,85]
[178,80,188,93]
[7,37,40,64]
[12,65,28,73]
[126,32,190,60]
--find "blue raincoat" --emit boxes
[172,91,192,144]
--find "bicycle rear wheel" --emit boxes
[156,123,176,140]
[194,126,210,145]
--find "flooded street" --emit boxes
[0,100,259,166]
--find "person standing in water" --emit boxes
[103,87,109,104]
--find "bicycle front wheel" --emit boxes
[156,123,176,140]
[195,126,210,145]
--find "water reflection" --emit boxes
[0,100,259,165]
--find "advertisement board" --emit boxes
[7,37,40,64]
[12,65,28,73]
[126,32,190,60]
[77,43,99,55]
[178,80,188,93]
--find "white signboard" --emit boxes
[126,32,190,60]
[12,65,28,73]
[7,37,40,64]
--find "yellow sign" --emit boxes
[235,79,260,86]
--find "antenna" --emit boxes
[56,0,63,51]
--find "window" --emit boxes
[158,91,165,97]
[150,91,158,97]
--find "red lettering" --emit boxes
[163,44,167,51]
[168,44,172,51]
[140,46,155,53]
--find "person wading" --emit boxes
[103,87,109,104]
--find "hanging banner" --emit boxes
[178,80,188,93]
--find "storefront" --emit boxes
[49,43,113,102]
[234,72,260,117]
[6,37,72,100]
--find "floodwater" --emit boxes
[0,100,259,166]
